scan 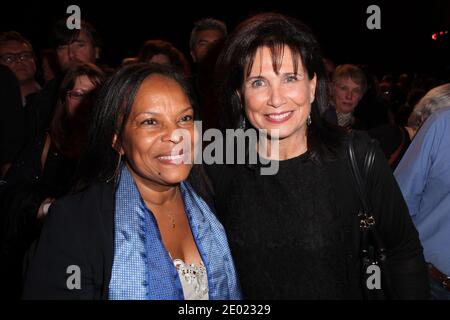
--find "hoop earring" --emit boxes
[307,114,312,126]
[107,153,122,183]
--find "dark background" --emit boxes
[1,0,449,79]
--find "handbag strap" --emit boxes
[347,132,377,226]
[347,133,397,299]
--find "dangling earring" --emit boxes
[240,116,246,129]
[107,153,122,183]
[307,114,312,126]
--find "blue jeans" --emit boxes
[430,276,450,300]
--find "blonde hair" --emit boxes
[332,64,367,94]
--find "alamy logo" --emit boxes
[66,5,81,30]
[66,265,81,290]
[166,122,281,175]
[366,264,381,290]
[366,5,381,30]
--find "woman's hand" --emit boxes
[37,197,55,220]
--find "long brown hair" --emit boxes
[49,62,105,158]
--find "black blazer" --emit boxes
[22,165,214,300]
[23,182,115,299]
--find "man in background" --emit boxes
[190,18,227,65]
[395,107,450,300]
[0,32,41,106]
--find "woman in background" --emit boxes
[1,62,105,299]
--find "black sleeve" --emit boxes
[24,77,60,140]
[22,199,96,299]
[355,132,430,299]
[0,65,26,166]
[0,182,47,299]
[0,182,48,261]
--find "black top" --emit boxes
[4,132,78,196]
[24,77,61,144]
[0,65,26,167]
[215,152,347,299]
[368,124,411,170]
[0,132,78,299]
[205,131,429,299]
[353,94,391,130]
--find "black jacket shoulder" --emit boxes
[23,183,115,300]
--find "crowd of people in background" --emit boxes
[0,13,449,300]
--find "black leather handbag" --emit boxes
[347,132,397,299]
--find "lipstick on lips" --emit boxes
[264,111,293,123]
